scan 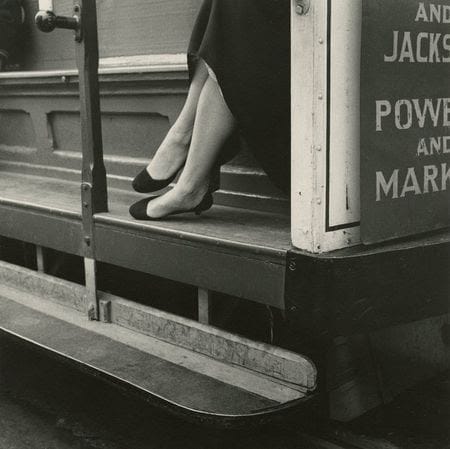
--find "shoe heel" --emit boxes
[194,193,213,215]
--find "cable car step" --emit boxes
[0,171,290,308]
[0,261,317,426]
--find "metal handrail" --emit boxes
[36,0,108,320]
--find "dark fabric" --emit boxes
[0,0,22,60]
[188,0,291,194]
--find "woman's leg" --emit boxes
[144,75,237,218]
[145,60,209,180]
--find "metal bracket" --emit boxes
[295,0,310,15]
[81,182,95,258]
[72,4,82,42]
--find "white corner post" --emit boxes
[291,0,362,253]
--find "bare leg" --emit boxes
[144,75,237,218]
[145,60,209,180]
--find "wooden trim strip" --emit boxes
[0,291,303,406]
[0,260,316,390]
[107,297,317,390]
[0,54,188,80]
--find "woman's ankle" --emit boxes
[145,128,191,179]
[173,181,209,201]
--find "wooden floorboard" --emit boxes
[0,171,291,256]
[0,171,289,306]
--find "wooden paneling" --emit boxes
[21,0,203,71]
[50,111,170,159]
[0,71,289,213]
[291,0,361,252]
[0,110,36,147]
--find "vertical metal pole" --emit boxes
[36,245,45,273]
[84,257,98,320]
[34,1,107,320]
[198,288,212,325]
[75,0,108,320]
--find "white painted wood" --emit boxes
[0,54,187,80]
[84,257,98,320]
[38,0,53,12]
[291,0,320,253]
[291,0,361,253]
[329,0,361,227]
[110,296,316,389]
[99,54,187,72]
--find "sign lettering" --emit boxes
[361,0,450,243]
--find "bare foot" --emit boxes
[146,127,191,180]
[145,183,209,219]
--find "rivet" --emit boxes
[316,198,322,205]
[61,75,67,83]
[83,202,89,209]
[318,38,324,44]
[82,184,88,191]
[289,261,297,272]
[317,245,321,250]
[316,145,322,152]
[290,305,298,313]
[318,94,323,100]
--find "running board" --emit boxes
[0,261,317,426]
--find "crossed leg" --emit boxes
[143,73,237,219]
[145,59,209,181]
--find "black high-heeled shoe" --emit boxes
[132,168,179,194]
[129,192,214,221]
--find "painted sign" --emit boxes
[361,0,450,243]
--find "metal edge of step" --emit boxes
[0,319,312,429]
[0,259,316,389]
[0,262,318,428]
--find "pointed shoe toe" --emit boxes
[132,168,177,194]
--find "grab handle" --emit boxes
[35,1,81,41]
